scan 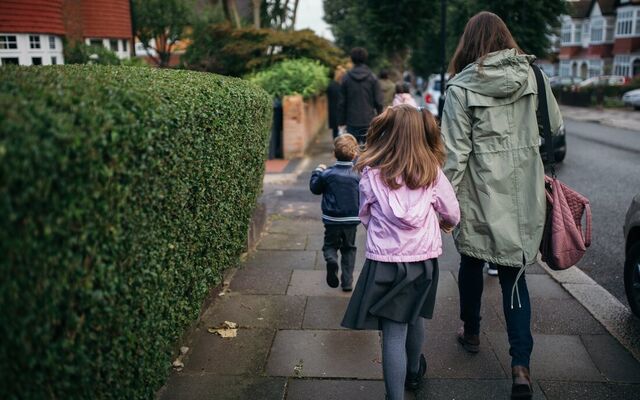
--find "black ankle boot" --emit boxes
[511,366,533,400]
[405,354,427,390]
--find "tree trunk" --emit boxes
[289,0,299,30]
[388,48,409,80]
[224,0,242,28]
[252,0,261,28]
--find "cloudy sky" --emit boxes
[295,0,335,41]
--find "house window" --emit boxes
[616,10,634,36]
[582,21,590,44]
[591,18,604,43]
[89,39,103,48]
[122,40,128,52]
[636,10,640,34]
[1,57,19,65]
[49,36,56,50]
[51,56,57,65]
[588,60,602,77]
[561,23,573,44]
[574,22,582,43]
[110,39,119,52]
[614,55,631,77]
[0,35,18,49]
[560,60,571,77]
[31,57,42,65]
[29,35,41,49]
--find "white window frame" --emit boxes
[0,35,18,50]
[29,35,41,49]
[49,36,56,50]
[561,22,573,45]
[614,55,631,77]
[591,18,604,43]
[559,60,572,77]
[588,59,603,77]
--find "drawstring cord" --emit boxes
[510,265,527,309]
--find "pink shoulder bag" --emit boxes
[533,64,592,271]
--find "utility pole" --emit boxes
[438,0,446,119]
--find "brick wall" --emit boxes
[282,95,328,159]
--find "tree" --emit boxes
[324,0,435,74]
[324,0,566,77]
[183,23,344,76]
[470,0,566,59]
[132,0,191,67]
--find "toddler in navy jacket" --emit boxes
[310,134,360,291]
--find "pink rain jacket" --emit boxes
[359,166,460,262]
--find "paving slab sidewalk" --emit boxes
[157,132,640,400]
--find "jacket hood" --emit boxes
[365,168,430,229]
[348,64,374,82]
[448,49,536,99]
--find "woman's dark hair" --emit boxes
[379,69,389,79]
[350,47,368,65]
[395,82,410,94]
[448,11,522,74]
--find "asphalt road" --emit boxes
[557,119,640,307]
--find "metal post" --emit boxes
[438,0,446,119]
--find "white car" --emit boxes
[578,75,627,88]
[622,88,640,110]
[423,74,449,116]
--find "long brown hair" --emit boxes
[449,11,522,75]
[355,105,445,190]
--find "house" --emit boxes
[613,0,640,77]
[559,0,640,78]
[0,0,132,66]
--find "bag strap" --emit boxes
[584,203,592,247]
[531,64,556,176]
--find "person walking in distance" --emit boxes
[441,12,563,400]
[379,69,396,107]
[342,105,460,400]
[327,66,346,139]
[338,47,384,144]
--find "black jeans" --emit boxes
[458,254,533,368]
[322,224,357,288]
[331,127,339,139]
[346,125,369,145]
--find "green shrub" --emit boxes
[64,42,122,65]
[0,65,271,399]
[248,58,330,98]
[183,23,345,76]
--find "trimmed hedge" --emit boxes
[0,66,271,399]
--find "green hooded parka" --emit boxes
[441,49,563,267]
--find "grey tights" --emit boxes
[381,318,425,400]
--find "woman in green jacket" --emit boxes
[441,12,562,400]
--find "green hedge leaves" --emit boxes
[0,65,271,399]
[247,58,330,99]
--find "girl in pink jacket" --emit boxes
[342,105,460,400]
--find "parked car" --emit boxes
[577,75,627,88]
[539,124,567,163]
[625,193,640,318]
[549,76,583,88]
[622,88,640,111]
[423,74,449,116]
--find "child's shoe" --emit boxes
[457,327,480,353]
[326,261,339,288]
[405,354,427,390]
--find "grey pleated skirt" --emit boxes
[341,258,439,330]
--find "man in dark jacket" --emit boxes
[339,47,384,144]
[310,134,360,291]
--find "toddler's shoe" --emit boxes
[326,261,339,288]
[341,285,353,292]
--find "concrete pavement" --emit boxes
[560,105,640,132]
[157,131,640,400]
